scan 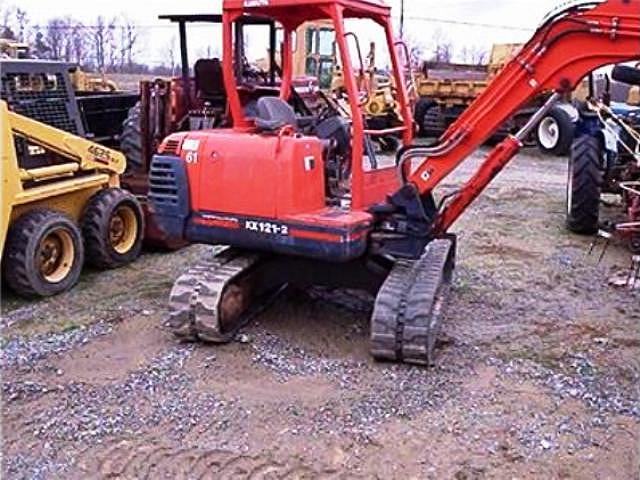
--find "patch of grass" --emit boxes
[59,320,82,333]
[500,344,563,370]
[452,279,473,295]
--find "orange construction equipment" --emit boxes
[150,0,640,365]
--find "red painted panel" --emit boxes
[275,136,325,216]
[196,130,278,217]
[284,207,373,233]
[361,167,400,207]
[179,130,326,219]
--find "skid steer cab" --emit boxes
[150,0,415,262]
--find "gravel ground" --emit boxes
[2,148,639,479]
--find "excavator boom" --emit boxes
[396,0,640,236]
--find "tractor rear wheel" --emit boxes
[82,188,144,269]
[3,210,84,298]
[566,135,603,234]
[120,102,144,172]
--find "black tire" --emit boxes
[120,102,144,172]
[566,136,603,234]
[82,188,144,269]
[2,210,84,298]
[414,97,436,136]
[536,105,576,156]
[612,65,640,87]
[422,104,446,138]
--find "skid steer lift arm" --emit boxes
[4,100,126,177]
[390,0,640,243]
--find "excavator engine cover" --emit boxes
[150,130,372,262]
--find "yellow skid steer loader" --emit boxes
[1,100,144,298]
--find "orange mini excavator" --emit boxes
[149,0,640,365]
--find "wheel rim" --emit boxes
[109,205,138,254]
[38,228,75,283]
[538,117,560,150]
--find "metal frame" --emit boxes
[0,60,85,136]
[220,0,414,209]
[158,13,278,97]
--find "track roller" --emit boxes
[370,238,456,366]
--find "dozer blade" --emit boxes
[370,238,456,366]
[166,248,285,343]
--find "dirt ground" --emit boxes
[2,148,639,479]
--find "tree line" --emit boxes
[0,4,175,75]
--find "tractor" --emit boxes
[150,0,640,365]
[566,64,640,253]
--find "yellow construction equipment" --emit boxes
[68,67,120,93]
[1,100,144,298]
[0,38,29,59]
[293,20,336,90]
[414,43,522,112]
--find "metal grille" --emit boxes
[149,158,180,207]
[0,61,84,135]
[160,139,181,156]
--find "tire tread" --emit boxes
[566,135,603,234]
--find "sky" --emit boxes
[2,0,564,66]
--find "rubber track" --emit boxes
[370,239,454,366]
[166,248,262,343]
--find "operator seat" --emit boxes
[255,96,299,132]
[194,58,226,104]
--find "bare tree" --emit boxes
[32,29,49,58]
[15,7,26,41]
[70,21,86,65]
[91,16,116,72]
[165,36,177,76]
[460,45,488,65]
[45,18,66,59]
[1,3,12,27]
[1,3,16,39]
[402,34,425,67]
[430,29,454,63]
[118,17,138,70]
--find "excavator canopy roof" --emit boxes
[223,0,391,28]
